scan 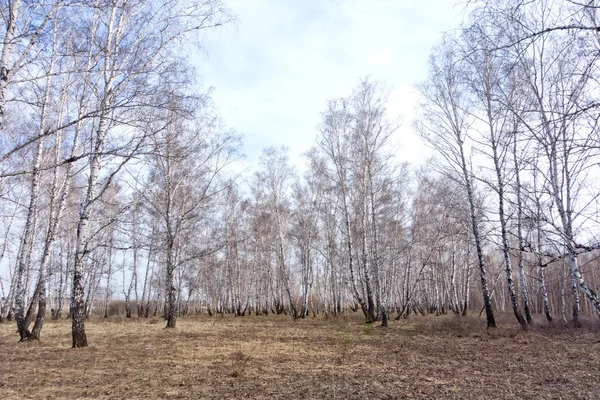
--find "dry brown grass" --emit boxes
[1,313,599,399]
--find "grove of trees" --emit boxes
[1,0,599,348]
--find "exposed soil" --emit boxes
[1,313,599,399]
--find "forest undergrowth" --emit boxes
[1,313,599,399]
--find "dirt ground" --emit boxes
[1,313,599,399]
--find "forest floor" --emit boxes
[1,312,599,399]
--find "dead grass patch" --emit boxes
[0,313,599,399]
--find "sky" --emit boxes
[197,0,464,170]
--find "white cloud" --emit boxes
[196,0,463,170]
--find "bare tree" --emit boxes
[67,0,232,346]
[460,21,528,329]
[416,37,496,328]
[143,92,240,328]
[253,147,298,318]
[503,1,600,325]
[318,98,373,322]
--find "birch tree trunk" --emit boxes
[360,195,376,323]
[27,27,72,339]
[484,103,526,328]
[367,154,385,326]
[14,124,46,340]
[512,132,532,324]
[0,188,23,321]
[534,173,553,323]
[30,116,67,339]
[0,0,21,128]
[166,238,177,328]
[492,144,526,329]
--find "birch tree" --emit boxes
[13,16,63,339]
[349,79,399,326]
[143,93,240,328]
[68,0,232,347]
[254,147,298,318]
[416,38,497,328]
[318,98,372,322]
[292,159,322,318]
[315,78,401,325]
[503,1,600,325]
[461,21,528,329]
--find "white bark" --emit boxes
[0,0,20,128]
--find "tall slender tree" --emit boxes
[417,38,496,327]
